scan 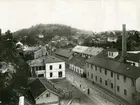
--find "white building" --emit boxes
[86,55,140,105]
[29,55,65,79]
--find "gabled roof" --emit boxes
[86,56,140,79]
[29,77,59,100]
[69,55,87,68]
[55,49,73,58]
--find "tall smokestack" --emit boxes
[121,24,127,62]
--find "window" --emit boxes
[46,93,50,97]
[36,66,39,71]
[58,71,62,77]
[59,64,62,69]
[117,86,120,92]
[42,66,45,70]
[38,74,44,77]
[39,66,42,70]
[105,69,107,75]
[91,74,93,79]
[50,65,53,70]
[95,66,97,71]
[100,78,102,83]
[32,67,35,70]
[91,65,93,69]
[117,74,119,80]
[95,76,97,81]
[111,72,113,77]
[124,89,127,96]
[123,76,126,83]
[132,79,135,86]
[87,63,89,68]
[50,72,53,77]
[111,83,113,89]
[105,80,107,86]
[132,93,135,99]
[100,68,102,73]
[88,72,89,77]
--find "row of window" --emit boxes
[87,63,135,86]
[49,64,62,70]
[38,71,63,78]
[94,76,135,99]
[50,71,63,78]
[32,66,45,71]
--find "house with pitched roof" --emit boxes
[69,55,86,76]
[29,77,60,105]
[34,46,48,59]
[29,55,65,79]
[72,45,103,58]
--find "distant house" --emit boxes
[34,46,48,59]
[28,55,65,79]
[86,55,140,105]
[38,34,44,38]
[29,77,60,105]
[107,35,118,42]
[69,55,86,76]
[16,41,24,48]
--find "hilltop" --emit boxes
[13,24,93,46]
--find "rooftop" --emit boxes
[55,48,73,58]
[29,55,64,66]
[86,56,140,79]
[69,54,87,68]
[29,77,59,99]
[72,45,103,56]
[126,53,140,62]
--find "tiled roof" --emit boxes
[29,77,59,99]
[83,47,103,56]
[29,55,64,66]
[44,55,64,63]
[69,55,87,68]
[55,49,73,58]
[126,53,140,62]
[86,56,140,79]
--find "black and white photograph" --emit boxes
[0,0,140,105]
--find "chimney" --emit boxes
[19,96,24,105]
[121,24,127,62]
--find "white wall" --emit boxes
[108,51,118,58]
[45,62,65,79]
[36,90,59,105]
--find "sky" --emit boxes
[0,0,139,32]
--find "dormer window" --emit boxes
[108,50,118,58]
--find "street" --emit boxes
[66,69,130,105]
[51,78,97,105]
